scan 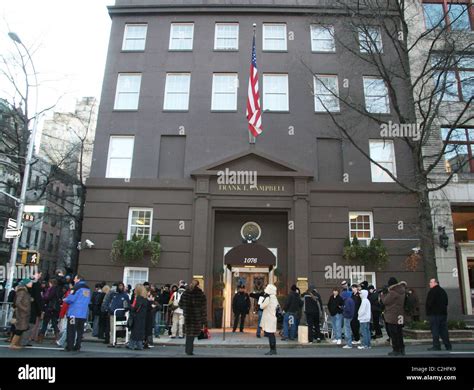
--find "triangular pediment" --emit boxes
[191,148,312,178]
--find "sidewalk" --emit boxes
[81,328,474,348]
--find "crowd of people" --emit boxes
[4,270,208,355]
[3,270,453,356]
[232,276,452,356]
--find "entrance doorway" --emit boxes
[230,271,269,327]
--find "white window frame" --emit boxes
[263,73,289,112]
[163,73,191,111]
[106,136,135,179]
[358,26,383,53]
[348,211,374,244]
[214,23,239,51]
[169,23,194,51]
[363,77,390,114]
[314,75,340,112]
[262,23,287,51]
[123,267,149,289]
[350,271,377,288]
[211,73,238,111]
[369,140,397,182]
[127,207,153,240]
[310,24,336,53]
[122,24,148,51]
[114,73,142,110]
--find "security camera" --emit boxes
[85,239,95,248]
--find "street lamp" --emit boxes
[2,32,40,311]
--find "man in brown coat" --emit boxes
[10,279,33,350]
[381,277,407,356]
[179,279,207,356]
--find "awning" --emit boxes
[224,243,276,267]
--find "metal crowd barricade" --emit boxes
[0,302,13,331]
[112,308,129,346]
[159,304,170,336]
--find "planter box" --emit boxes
[403,329,473,340]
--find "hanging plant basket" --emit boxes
[343,236,389,270]
[110,230,162,266]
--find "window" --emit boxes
[163,73,191,110]
[263,74,289,111]
[314,75,340,112]
[48,233,54,252]
[34,230,39,246]
[423,1,472,31]
[106,136,135,178]
[122,24,148,51]
[350,272,377,288]
[211,73,238,111]
[349,212,374,243]
[40,231,46,250]
[363,77,390,113]
[432,54,474,102]
[127,208,153,240]
[358,26,383,53]
[369,140,397,182]
[169,23,194,51]
[124,267,149,289]
[441,127,474,173]
[263,24,287,51]
[114,73,142,110]
[215,23,239,50]
[311,25,335,52]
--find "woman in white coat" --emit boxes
[258,284,279,355]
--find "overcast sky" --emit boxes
[1,0,113,115]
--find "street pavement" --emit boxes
[1,339,473,358]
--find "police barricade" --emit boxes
[112,308,129,346]
[0,302,13,331]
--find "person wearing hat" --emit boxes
[341,281,351,295]
[381,277,407,356]
[350,284,362,345]
[282,284,303,341]
[302,285,324,343]
[9,279,33,350]
[259,284,279,355]
[232,285,250,333]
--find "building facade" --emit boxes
[80,0,430,325]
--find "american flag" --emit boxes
[246,35,262,137]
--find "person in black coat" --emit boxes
[303,287,324,343]
[232,285,250,332]
[143,289,154,348]
[128,284,148,350]
[368,285,383,338]
[328,288,344,343]
[21,271,43,346]
[351,284,362,344]
[426,279,452,351]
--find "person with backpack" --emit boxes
[37,278,61,343]
[170,283,186,338]
[232,285,250,333]
[302,286,324,343]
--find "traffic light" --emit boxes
[23,213,35,222]
[19,250,40,265]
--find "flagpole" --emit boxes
[249,23,257,145]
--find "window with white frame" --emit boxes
[369,140,397,182]
[314,75,340,112]
[363,77,390,114]
[106,136,135,178]
[214,23,239,50]
[211,73,238,110]
[163,73,191,110]
[358,26,383,53]
[169,23,194,51]
[122,24,148,51]
[349,212,374,243]
[127,208,153,240]
[263,24,287,51]
[123,267,149,289]
[311,25,335,52]
[350,271,377,288]
[263,74,289,111]
[114,73,142,110]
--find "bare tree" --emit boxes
[303,0,473,285]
